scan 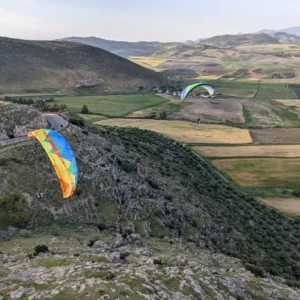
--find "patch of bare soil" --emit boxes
[251,128,300,143]
[168,98,245,123]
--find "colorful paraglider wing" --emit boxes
[199,85,215,98]
[181,82,215,100]
[28,129,78,198]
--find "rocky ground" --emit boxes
[0,104,48,140]
[0,230,299,300]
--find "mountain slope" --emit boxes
[0,37,167,93]
[61,36,178,58]
[1,107,300,281]
[271,32,300,44]
[280,26,300,37]
[201,33,279,48]
[259,27,300,38]
[258,31,300,44]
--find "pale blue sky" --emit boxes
[0,0,300,41]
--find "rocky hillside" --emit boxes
[1,117,300,284]
[0,232,299,300]
[0,104,48,140]
[0,37,167,93]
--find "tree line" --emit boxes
[2,96,67,112]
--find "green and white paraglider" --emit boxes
[181,82,215,101]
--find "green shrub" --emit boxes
[70,119,85,127]
[147,179,159,189]
[120,252,130,260]
[34,245,49,256]
[158,111,167,119]
[87,240,95,247]
[286,280,300,288]
[244,263,264,277]
[19,229,32,238]
[121,161,136,173]
[11,212,29,228]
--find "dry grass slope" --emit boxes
[0,37,166,92]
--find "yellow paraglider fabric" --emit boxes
[28,129,78,198]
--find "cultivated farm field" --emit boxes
[96,119,253,144]
[251,128,300,143]
[193,145,300,158]
[168,98,245,123]
[212,158,300,189]
[260,198,300,216]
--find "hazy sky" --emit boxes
[0,0,300,42]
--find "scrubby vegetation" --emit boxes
[0,189,29,228]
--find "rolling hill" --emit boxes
[0,37,167,93]
[199,33,279,48]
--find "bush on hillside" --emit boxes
[34,244,49,256]
[11,212,29,228]
[70,119,85,127]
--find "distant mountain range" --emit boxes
[61,36,179,58]
[259,26,300,37]
[62,27,300,58]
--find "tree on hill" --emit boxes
[158,111,167,119]
[81,105,89,114]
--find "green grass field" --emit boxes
[255,85,295,99]
[210,80,296,99]
[54,94,166,117]
[213,80,259,98]
[243,99,300,127]
[128,95,185,118]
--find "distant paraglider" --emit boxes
[181,82,215,101]
[28,129,78,198]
